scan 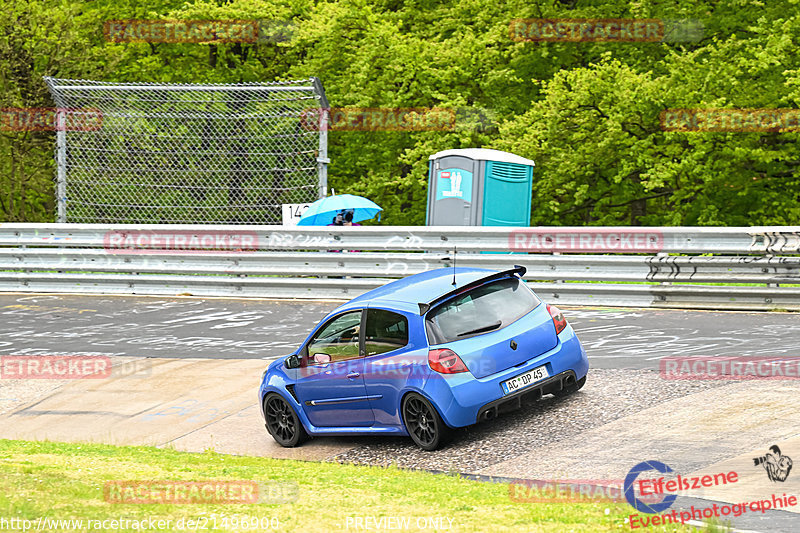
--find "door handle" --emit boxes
[347,372,360,379]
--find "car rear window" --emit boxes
[425,277,540,344]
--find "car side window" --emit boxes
[307,310,362,363]
[365,309,409,356]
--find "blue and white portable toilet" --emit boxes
[426,148,535,226]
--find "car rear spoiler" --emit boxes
[417,265,527,315]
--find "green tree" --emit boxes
[3,0,800,226]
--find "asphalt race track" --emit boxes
[0,293,799,532]
[1,293,799,368]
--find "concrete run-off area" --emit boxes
[0,293,798,531]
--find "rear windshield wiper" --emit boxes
[456,321,502,337]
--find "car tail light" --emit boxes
[428,348,469,374]
[547,304,568,334]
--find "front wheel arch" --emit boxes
[263,392,309,447]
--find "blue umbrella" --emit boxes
[297,194,383,226]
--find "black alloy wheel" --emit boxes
[264,393,308,447]
[402,393,451,451]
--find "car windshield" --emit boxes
[425,277,540,344]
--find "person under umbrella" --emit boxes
[329,209,361,227]
[297,194,382,226]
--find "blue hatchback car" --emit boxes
[259,265,589,450]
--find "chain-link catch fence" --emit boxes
[44,77,328,224]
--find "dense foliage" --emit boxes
[2,0,799,225]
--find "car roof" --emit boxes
[334,267,500,315]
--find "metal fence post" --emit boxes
[312,77,329,199]
[55,126,67,223]
[318,108,329,199]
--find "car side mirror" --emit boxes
[313,353,331,365]
[285,354,301,369]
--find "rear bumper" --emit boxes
[421,325,589,428]
[474,370,577,423]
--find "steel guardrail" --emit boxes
[1,224,799,310]
[1,224,799,253]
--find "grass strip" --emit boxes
[0,439,706,532]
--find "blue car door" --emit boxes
[361,308,417,427]
[293,309,374,427]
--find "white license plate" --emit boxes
[501,365,549,395]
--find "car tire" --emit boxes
[263,393,308,447]
[552,375,587,398]
[402,393,452,451]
